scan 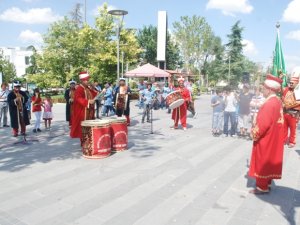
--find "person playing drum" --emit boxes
[70,71,98,142]
[114,78,132,126]
[171,76,191,130]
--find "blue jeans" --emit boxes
[212,112,223,131]
[223,111,236,135]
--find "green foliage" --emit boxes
[136,25,182,70]
[225,21,245,85]
[27,3,141,88]
[173,15,214,74]
[0,50,17,83]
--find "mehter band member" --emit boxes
[248,74,285,194]
[70,72,97,141]
[114,78,131,126]
[7,81,30,137]
[64,79,76,126]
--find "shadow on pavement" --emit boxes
[255,186,300,225]
[0,122,81,172]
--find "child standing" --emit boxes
[32,88,43,133]
[43,95,53,130]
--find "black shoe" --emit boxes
[13,134,18,137]
[33,129,37,133]
[141,120,145,123]
[37,128,42,132]
[147,120,151,123]
[3,125,9,127]
[21,132,26,136]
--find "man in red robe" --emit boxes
[70,72,97,140]
[249,74,285,194]
[171,77,191,130]
[282,76,300,148]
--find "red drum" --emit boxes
[166,91,184,109]
[109,118,128,152]
[81,120,111,159]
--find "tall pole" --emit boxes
[228,56,231,84]
[84,0,87,23]
[117,24,120,81]
[121,51,124,78]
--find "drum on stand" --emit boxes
[81,120,111,159]
[166,91,184,109]
[109,117,128,152]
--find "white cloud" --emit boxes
[19,30,43,44]
[286,30,300,41]
[282,0,300,23]
[206,0,253,16]
[242,39,258,56]
[284,55,300,73]
[92,4,117,16]
[0,7,62,24]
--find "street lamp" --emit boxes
[108,9,128,81]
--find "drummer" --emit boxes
[114,78,132,126]
[171,76,191,130]
[70,71,98,142]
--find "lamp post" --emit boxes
[108,9,128,81]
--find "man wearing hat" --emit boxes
[70,72,97,140]
[7,81,30,137]
[64,79,76,126]
[171,77,191,130]
[141,82,155,123]
[248,74,285,194]
[113,78,131,126]
[282,75,300,148]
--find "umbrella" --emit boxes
[124,63,170,78]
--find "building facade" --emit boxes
[0,47,33,77]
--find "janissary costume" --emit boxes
[282,76,300,148]
[64,80,76,126]
[7,81,30,137]
[70,72,97,140]
[171,77,191,130]
[114,78,131,126]
[249,74,285,194]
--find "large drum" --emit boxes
[81,120,111,159]
[166,91,184,109]
[109,118,128,152]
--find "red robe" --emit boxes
[70,84,97,139]
[249,95,284,180]
[171,87,191,128]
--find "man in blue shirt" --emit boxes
[211,89,225,136]
[141,82,155,123]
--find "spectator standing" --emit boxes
[211,89,225,136]
[102,83,114,116]
[31,88,43,133]
[0,83,9,127]
[250,86,265,126]
[223,88,238,137]
[141,82,155,123]
[43,95,53,130]
[238,84,253,138]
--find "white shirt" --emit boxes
[225,92,237,112]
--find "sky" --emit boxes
[0,0,300,72]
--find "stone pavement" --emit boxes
[0,95,299,225]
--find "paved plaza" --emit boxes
[0,95,299,225]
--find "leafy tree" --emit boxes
[225,21,245,85]
[136,25,182,70]
[173,15,214,74]
[0,50,16,83]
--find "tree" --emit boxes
[0,50,16,83]
[173,15,214,75]
[225,21,245,85]
[136,25,182,70]
[70,3,83,27]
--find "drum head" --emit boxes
[81,120,110,126]
[169,99,184,109]
[109,118,127,124]
[166,91,180,98]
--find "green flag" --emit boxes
[272,28,287,87]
